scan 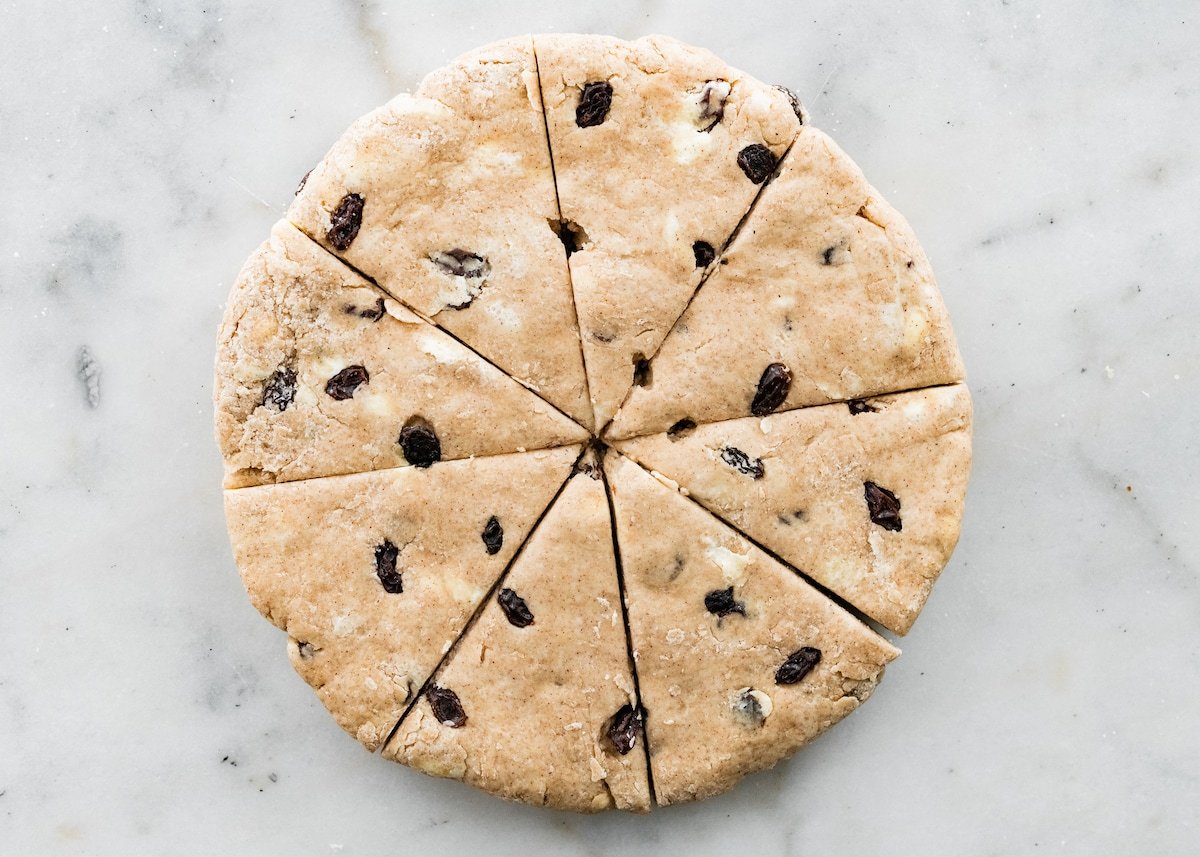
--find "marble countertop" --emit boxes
[2,1,1197,854]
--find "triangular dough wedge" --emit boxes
[608,127,965,440]
[605,454,899,805]
[288,36,592,428]
[214,220,588,488]
[615,385,972,634]
[385,452,651,813]
[224,446,580,751]
[535,33,801,428]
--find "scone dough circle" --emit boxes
[215,34,971,813]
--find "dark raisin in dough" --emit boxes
[497,587,534,627]
[324,365,369,400]
[576,81,613,127]
[737,144,777,183]
[374,540,403,593]
[430,249,489,278]
[607,704,640,754]
[704,586,746,618]
[864,482,902,531]
[720,446,764,480]
[667,418,696,438]
[733,689,767,726]
[697,80,729,131]
[481,516,504,555]
[426,685,467,727]
[693,240,716,268]
[847,398,878,415]
[773,84,806,124]
[262,367,297,412]
[750,363,792,416]
[398,421,441,468]
[327,193,364,251]
[775,647,822,685]
[347,297,386,321]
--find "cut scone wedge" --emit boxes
[534,33,801,428]
[288,36,593,428]
[214,220,588,488]
[385,452,651,813]
[615,385,972,634]
[608,127,965,440]
[224,446,580,751]
[605,453,899,806]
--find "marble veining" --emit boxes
[1,1,1197,854]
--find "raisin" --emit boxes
[606,704,640,754]
[357,298,387,321]
[633,356,651,387]
[848,398,878,415]
[296,169,312,196]
[327,193,364,251]
[430,249,489,279]
[775,647,822,685]
[704,586,746,619]
[667,418,696,439]
[821,240,850,266]
[481,516,504,555]
[399,419,441,468]
[262,367,297,412]
[696,79,730,132]
[864,481,902,531]
[737,144,777,183]
[721,446,764,479]
[774,84,806,124]
[733,689,770,726]
[324,365,369,400]
[693,240,715,268]
[374,540,403,593]
[497,587,534,627]
[576,81,613,127]
[426,685,467,727]
[750,362,792,416]
[296,641,318,660]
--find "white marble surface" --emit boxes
[2,1,1198,853]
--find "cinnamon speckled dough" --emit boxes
[288,36,593,428]
[535,33,801,428]
[607,127,965,440]
[604,454,899,805]
[224,446,579,751]
[385,456,651,812]
[214,221,587,488]
[615,385,972,634]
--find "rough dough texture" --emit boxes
[219,34,973,813]
[604,454,899,805]
[224,446,579,750]
[288,36,593,428]
[608,127,965,440]
[535,34,801,428]
[215,221,588,487]
[616,385,972,634]
[385,455,651,812]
